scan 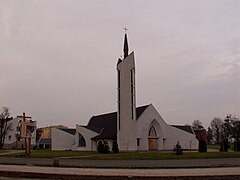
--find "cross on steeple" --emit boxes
[124,27,128,33]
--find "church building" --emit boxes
[52,33,198,151]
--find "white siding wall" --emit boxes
[117,52,137,151]
[4,118,18,145]
[165,126,198,150]
[136,104,198,151]
[4,117,37,147]
[51,128,75,150]
[73,125,99,151]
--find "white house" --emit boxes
[3,117,36,149]
[52,33,198,151]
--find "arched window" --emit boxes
[78,133,86,147]
[149,126,157,137]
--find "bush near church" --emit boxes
[234,141,240,151]
[173,141,183,155]
[198,140,207,152]
[112,141,119,153]
[97,141,110,154]
[219,139,230,152]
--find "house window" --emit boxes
[137,138,140,146]
[8,135,12,140]
[78,133,86,147]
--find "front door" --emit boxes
[148,138,158,150]
[148,126,158,150]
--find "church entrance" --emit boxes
[148,138,158,150]
[148,126,158,151]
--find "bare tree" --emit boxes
[0,107,13,149]
[210,117,223,144]
[223,114,240,151]
[207,127,213,144]
[192,119,203,131]
[232,119,240,151]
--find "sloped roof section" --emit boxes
[87,105,149,140]
[59,128,76,135]
[88,111,117,140]
[172,125,194,134]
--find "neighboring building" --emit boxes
[3,117,36,149]
[51,128,76,150]
[37,125,67,149]
[38,138,51,149]
[52,33,198,151]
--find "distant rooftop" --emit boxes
[58,128,76,135]
[171,125,194,134]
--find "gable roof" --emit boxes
[171,125,194,134]
[58,128,76,135]
[87,105,149,140]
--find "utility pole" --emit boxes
[17,112,32,157]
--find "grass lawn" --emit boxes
[208,144,235,150]
[0,150,8,154]
[5,150,240,160]
[6,150,96,158]
[207,144,220,150]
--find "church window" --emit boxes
[137,138,140,146]
[78,133,86,147]
[149,126,157,137]
[117,70,121,130]
[130,69,135,119]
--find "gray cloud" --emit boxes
[1,0,240,128]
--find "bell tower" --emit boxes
[117,31,137,151]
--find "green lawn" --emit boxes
[0,150,7,154]
[5,150,240,160]
[6,150,96,158]
[207,144,220,150]
[208,144,235,150]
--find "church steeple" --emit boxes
[123,32,129,59]
[117,30,137,151]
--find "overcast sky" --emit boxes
[1,0,240,128]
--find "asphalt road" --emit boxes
[1,157,240,168]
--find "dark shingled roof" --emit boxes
[87,105,149,140]
[38,138,51,144]
[59,128,76,135]
[172,125,194,134]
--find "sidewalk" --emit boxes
[1,157,240,179]
[0,150,24,156]
[1,164,240,179]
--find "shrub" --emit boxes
[103,144,110,154]
[97,141,110,154]
[198,140,207,152]
[112,141,119,153]
[97,141,104,153]
[219,139,230,152]
[173,141,183,155]
[234,141,240,151]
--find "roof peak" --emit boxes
[123,32,129,59]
